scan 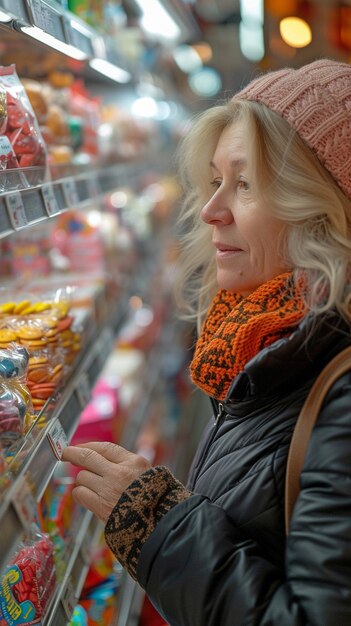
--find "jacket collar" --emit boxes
[225,311,351,403]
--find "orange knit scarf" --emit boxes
[190,273,306,401]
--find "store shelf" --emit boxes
[115,573,144,626]
[44,511,102,626]
[0,294,129,574]
[0,162,146,238]
[0,0,131,80]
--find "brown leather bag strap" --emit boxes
[285,345,351,535]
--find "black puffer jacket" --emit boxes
[136,312,351,626]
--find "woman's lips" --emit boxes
[214,242,243,257]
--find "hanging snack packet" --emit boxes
[0,65,49,188]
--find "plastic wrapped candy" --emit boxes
[0,344,34,450]
[0,65,49,188]
[0,388,24,454]
[0,525,56,625]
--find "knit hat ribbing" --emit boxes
[234,59,351,201]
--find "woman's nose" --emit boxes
[200,193,233,225]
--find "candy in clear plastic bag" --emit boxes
[0,65,49,188]
[0,525,56,624]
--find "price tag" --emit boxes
[61,578,76,620]
[76,373,91,408]
[27,0,65,41]
[47,419,68,460]
[2,0,28,21]
[87,175,100,200]
[62,178,79,207]
[68,24,94,56]
[5,191,28,229]
[41,183,60,216]
[80,539,91,564]
[12,475,37,528]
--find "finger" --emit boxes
[61,445,108,476]
[75,469,103,494]
[72,485,108,523]
[73,441,131,464]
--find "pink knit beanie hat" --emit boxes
[234,58,351,200]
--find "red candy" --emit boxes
[0,533,56,624]
[0,65,48,177]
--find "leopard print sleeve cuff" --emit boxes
[104,465,191,580]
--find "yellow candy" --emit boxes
[13,300,31,314]
[0,329,17,342]
[53,301,70,318]
[0,303,16,314]
[16,326,44,340]
[32,302,52,313]
[18,306,34,316]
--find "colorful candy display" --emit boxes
[0,296,81,417]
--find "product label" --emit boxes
[61,178,79,208]
[47,420,68,460]
[41,184,59,217]
[0,73,20,89]
[0,135,14,157]
[60,579,75,620]
[1,0,29,22]
[5,192,28,229]
[66,19,94,56]
[0,565,37,625]
[12,475,37,528]
[80,538,91,564]
[87,175,100,200]
[27,0,65,41]
[76,373,91,408]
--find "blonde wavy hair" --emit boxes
[174,99,351,330]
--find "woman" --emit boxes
[63,58,351,625]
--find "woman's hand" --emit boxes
[61,441,151,523]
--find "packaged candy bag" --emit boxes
[0,344,33,455]
[0,525,56,625]
[0,386,24,455]
[0,65,49,189]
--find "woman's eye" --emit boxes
[238,179,249,191]
[210,178,222,190]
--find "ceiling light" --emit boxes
[188,67,222,97]
[132,97,158,118]
[155,101,171,120]
[21,26,87,60]
[239,22,265,61]
[133,0,181,42]
[240,0,264,25]
[239,0,265,62]
[192,42,213,63]
[173,45,202,73]
[89,58,131,83]
[280,17,312,48]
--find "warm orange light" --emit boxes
[280,16,312,48]
[266,0,297,17]
[269,34,297,58]
[339,6,351,50]
[192,42,213,63]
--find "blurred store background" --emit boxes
[0,2,350,626]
